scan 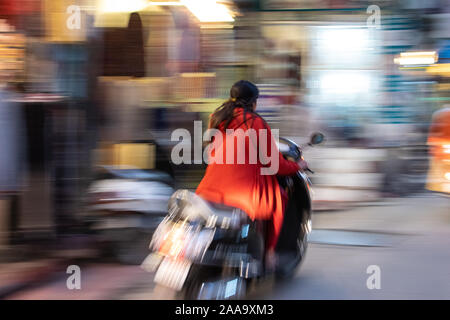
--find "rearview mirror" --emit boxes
[310,132,325,145]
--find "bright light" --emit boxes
[394,51,438,66]
[320,28,369,52]
[445,172,450,181]
[443,145,450,154]
[181,0,234,22]
[320,72,371,94]
[148,1,183,5]
[201,24,234,29]
[97,0,234,22]
[97,0,148,12]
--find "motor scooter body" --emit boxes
[142,134,323,298]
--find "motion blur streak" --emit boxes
[0,0,449,300]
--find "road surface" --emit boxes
[5,194,450,300]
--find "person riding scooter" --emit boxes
[195,80,308,269]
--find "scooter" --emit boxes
[141,133,325,299]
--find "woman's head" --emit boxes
[230,80,259,110]
[210,80,259,129]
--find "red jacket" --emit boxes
[196,108,300,248]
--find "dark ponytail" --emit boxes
[210,80,259,130]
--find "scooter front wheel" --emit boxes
[275,214,310,279]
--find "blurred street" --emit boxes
[2,194,448,300]
[1,0,450,301]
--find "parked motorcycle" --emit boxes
[85,141,175,265]
[141,133,325,298]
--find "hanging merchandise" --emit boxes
[0,19,26,83]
